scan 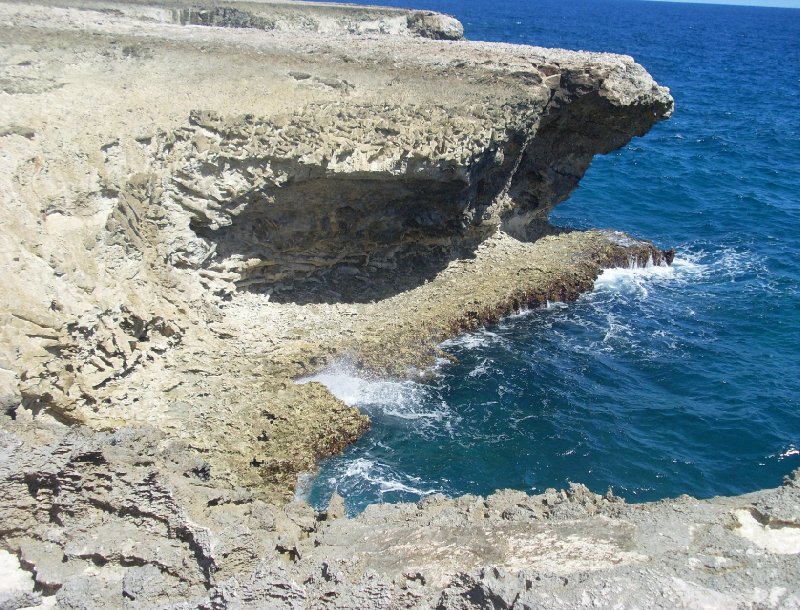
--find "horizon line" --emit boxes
[642,0,800,9]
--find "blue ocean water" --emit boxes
[304,0,800,514]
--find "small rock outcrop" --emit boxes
[407,11,464,40]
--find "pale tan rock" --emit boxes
[327,492,347,520]
[0,0,673,499]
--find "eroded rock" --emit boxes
[2,420,798,608]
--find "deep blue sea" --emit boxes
[303,0,800,514]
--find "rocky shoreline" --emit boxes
[1,1,797,608]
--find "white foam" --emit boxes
[440,334,486,350]
[468,358,492,378]
[293,471,315,503]
[670,248,761,286]
[300,369,364,406]
[440,328,502,350]
[299,366,424,407]
[342,458,436,497]
[382,407,445,421]
[671,255,707,278]
[710,248,767,285]
[299,364,453,428]
[602,312,631,343]
[592,254,709,300]
[594,258,674,296]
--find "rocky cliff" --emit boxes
[2,1,794,609]
[0,0,672,494]
[2,423,798,608]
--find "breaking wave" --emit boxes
[300,366,458,435]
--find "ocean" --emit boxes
[303,0,800,514]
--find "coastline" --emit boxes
[1,1,797,607]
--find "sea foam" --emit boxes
[593,255,705,299]
[298,365,454,430]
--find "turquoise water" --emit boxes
[305,0,800,514]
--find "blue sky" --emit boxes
[647,0,800,7]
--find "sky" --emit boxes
[647,0,800,7]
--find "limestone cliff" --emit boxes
[0,0,672,490]
[1,423,798,608]
[2,2,789,609]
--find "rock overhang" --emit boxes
[98,31,674,302]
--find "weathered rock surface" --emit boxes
[1,418,799,608]
[0,0,673,499]
[5,0,465,40]
[3,1,792,608]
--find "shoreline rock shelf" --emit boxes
[0,1,797,607]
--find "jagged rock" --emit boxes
[1,416,799,608]
[407,11,464,40]
[326,493,347,520]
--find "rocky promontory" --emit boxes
[1,1,797,608]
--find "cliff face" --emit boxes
[8,2,791,609]
[166,61,671,304]
[102,42,672,306]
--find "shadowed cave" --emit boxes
[193,176,498,304]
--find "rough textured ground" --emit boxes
[2,421,798,608]
[1,1,795,608]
